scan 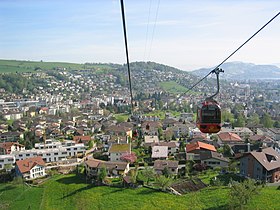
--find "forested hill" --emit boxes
[0,59,203,95]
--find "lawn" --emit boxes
[114,113,130,123]
[159,81,200,95]
[143,110,181,120]
[1,174,280,210]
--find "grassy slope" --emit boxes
[1,174,280,210]
[159,81,188,94]
[0,59,113,73]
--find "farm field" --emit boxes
[1,174,280,210]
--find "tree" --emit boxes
[98,166,107,183]
[88,140,94,149]
[141,165,155,185]
[162,167,172,178]
[222,110,234,123]
[247,113,260,125]
[229,179,260,209]
[223,144,232,157]
[154,175,172,191]
[158,128,163,140]
[262,113,273,128]
[120,152,137,163]
[234,114,245,127]
[185,160,195,177]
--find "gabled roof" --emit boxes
[217,132,243,142]
[151,141,177,148]
[242,147,280,171]
[73,135,91,143]
[0,142,24,150]
[200,151,229,162]
[154,160,179,170]
[16,157,45,174]
[105,125,131,133]
[85,158,128,170]
[249,135,273,142]
[186,141,216,153]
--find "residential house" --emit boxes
[0,142,25,155]
[39,107,48,115]
[151,146,168,160]
[200,151,229,168]
[186,141,217,161]
[3,111,23,120]
[162,118,179,130]
[180,113,194,122]
[220,127,253,139]
[107,135,128,146]
[217,132,244,146]
[151,141,179,156]
[0,155,15,170]
[105,125,132,139]
[249,135,274,147]
[144,135,159,146]
[167,124,189,138]
[247,123,263,135]
[238,147,280,183]
[268,128,280,141]
[0,131,24,142]
[73,135,92,146]
[141,121,162,136]
[15,157,46,180]
[84,158,130,178]
[153,159,179,175]
[108,143,131,162]
[230,143,260,157]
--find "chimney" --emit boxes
[247,143,250,152]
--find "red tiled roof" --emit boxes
[0,142,24,154]
[73,136,91,143]
[186,141,216,153]
[16,157,45,174]
[218,132,243,142]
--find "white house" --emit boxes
[0,155,15,170]
[84,158,130,178]
[15,157,46,180]
[152,146,168,159]
[108,143,131,162]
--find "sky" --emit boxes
[0,0,279,71]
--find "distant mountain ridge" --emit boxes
[191,62,280,80]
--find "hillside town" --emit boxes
[0,64,279,193]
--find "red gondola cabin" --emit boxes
[196,100,221,133]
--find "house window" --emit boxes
[26,154,30,156]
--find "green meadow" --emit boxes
[0,59,113,73]
[1,174,280,210]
